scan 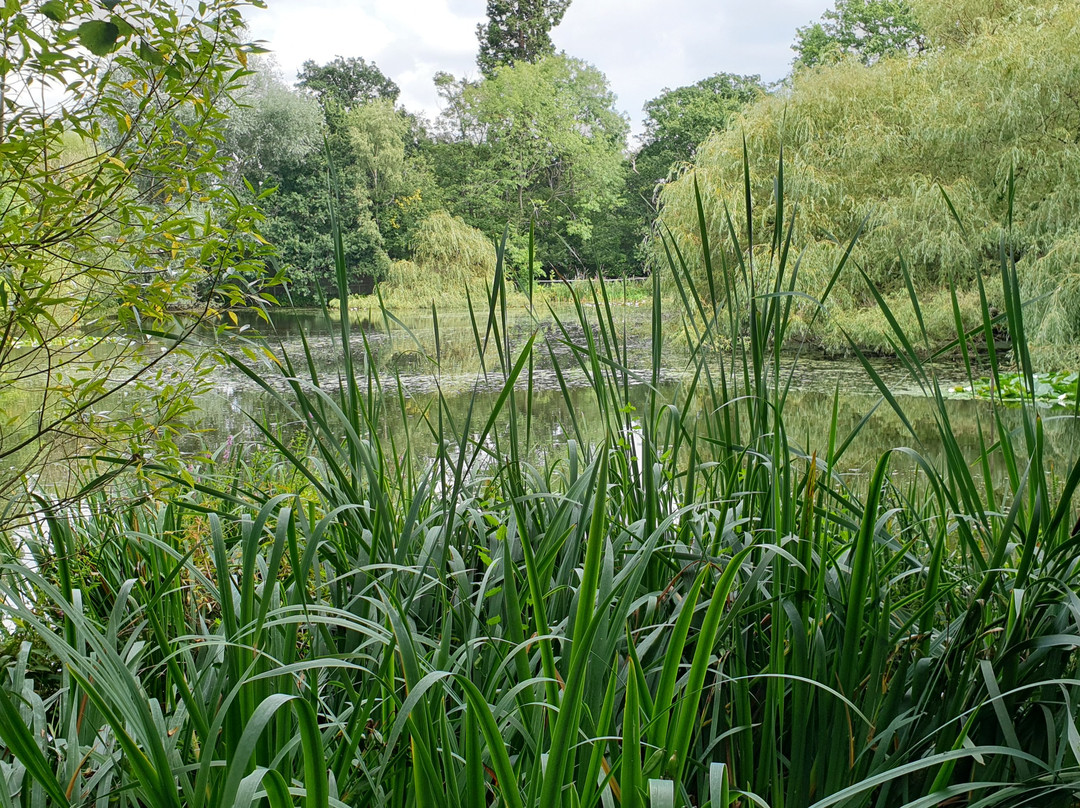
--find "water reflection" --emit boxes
[192,307,1080,487]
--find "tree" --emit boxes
[641,74,764,160]
[435,54,628,278]
[381,211,497,303]
[660,0,1080,348]
[793,0,925,68]
[220,59,324,193]
[628,74,764,259]
[214,59,388,304]
[476,0,571,77]
[297,55,399,110]
[0,0,270,514]
[346,100,442,261]
[221,59,441,303]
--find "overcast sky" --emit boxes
[245,0,833,143]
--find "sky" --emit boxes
[244,0,834,144]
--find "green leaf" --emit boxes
[38,1,67,22]
[0,686,71,808]
[622,654,644,808]
[77,20,121,56]
[109,14,134,38]
[137,39,165,65]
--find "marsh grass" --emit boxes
[2,158,1080,808]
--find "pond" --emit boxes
[188,303,1080,487]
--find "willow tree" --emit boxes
[382,211,497,304]
[658,0,1080,347]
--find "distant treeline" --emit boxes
[220,0,771,304]
[223,0,1080,358]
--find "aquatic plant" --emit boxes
[1,157,1079,808]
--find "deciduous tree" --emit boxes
[628,74,763,260]
[0,0,270,512]
[793,0,925,68]
[297,55,399,110]
[435,54,628,278]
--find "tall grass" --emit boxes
[2,156,1080,808]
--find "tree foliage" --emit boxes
[660,0,1080,346]
[220,61,444,304]
[627,74,764,264]
[382,211,497,304]
[640,74,765,160]
[476,0,571,78]
[0,0,270,504]
[435,54,628,277]
[347,101,442,261]
[220,59,324,192]
[793,0,925,68]
[297,55,399,110]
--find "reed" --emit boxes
[1,156,1079,808]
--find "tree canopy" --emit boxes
[297,55,400,109]
[793,0,925,68]
[660,0,1080,347]
[640,74,765,160]
[476,0,571,77]
[221,60,324,192]
[435,54,628,278]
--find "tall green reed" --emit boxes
[1,153,1079,808]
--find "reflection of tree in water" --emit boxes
[191,310,1080,496]
[780,389,1080,488]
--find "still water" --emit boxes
[190,305,1080,485]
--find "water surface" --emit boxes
[191,305,1080,486]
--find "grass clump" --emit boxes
[2,156,1080,808]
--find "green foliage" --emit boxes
[296,55,399,109]
[260,159,390,303]
[660,0,1080,348]
[348,100,408,203]
[475,0,571,77]
[911,0,1030,47]
[0,0,272,509]
[962,371,1079,406]
[435,54,629,277]
[346,100,444,261]
[810,281,999,355]
[411,211,497,276]
[793,0,926,67]
[218,62,417,304]
[640,73,765,160]
[1018,231,1080,345]
[220,59,324,191]
[628,74,764,268]
[379,211,497,304]
[4,161,1080,808]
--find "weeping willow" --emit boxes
[658,0,1080,348]
[379,210,499,305]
